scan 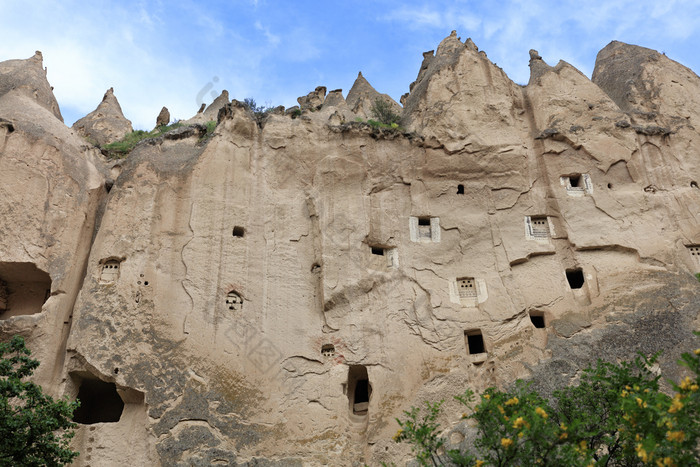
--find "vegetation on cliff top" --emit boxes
[0,336,79,466]
[100,120,217,159]
[393,340,700,466]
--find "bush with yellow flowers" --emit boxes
[391,334,700,466]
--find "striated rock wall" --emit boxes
[0,34,699,466]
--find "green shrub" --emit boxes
[205,120,217,135]
[0,336,80,465]
[370,98,401,126]
[101,122,183,158]
[394,342,700,466]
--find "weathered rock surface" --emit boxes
[0,35,699,466]
[346,71,402,119]
[73,88,133,146]
[156,106,170,127]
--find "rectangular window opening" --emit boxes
[371,246,384,256]
[529,312,546,329]
[566,268,585,289]
[457,277,477,299]
[464,330,485,355]
[569,175,581,188]
[232,226,245,237]
[418,217,431,226]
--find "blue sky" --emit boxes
[2,1,699,130]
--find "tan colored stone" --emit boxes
[72,88,133,146]
[0,37,699,466]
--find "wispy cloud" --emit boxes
[1,0,698,129]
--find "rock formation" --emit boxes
[346,71,402,118]
[156,106,170,127]
[72,88,133,146]
[0,32,698,466]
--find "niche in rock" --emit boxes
[226,291,243,311]
[464,330,486,355]
[321,344,335,357]
[566,268,585,289]
[347,365,372,417]
[99,259,122,284]
[457,184,465,194]
[529,311,546,329]
[72,378,124,424]
[525,216,550,240]
[409,216,440,243]
[232,226,245,237]
[688,245,700,268]
[561,174,592,195]
[0,262,51,320]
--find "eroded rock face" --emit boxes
[0,36,699,466]
[73,88,133,146]
[346,72,401,119]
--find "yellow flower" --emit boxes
[462,413,469,419]
[579,440,588,451]
[625,385,632,390]
[680,376,692,391]
[636,444,649,463]
[393,429,403,441]
[535,407,548,419]
[501,437,514,448]
[497,405,505,414]
[691,384,699,392]
[475,460,485,467]
[505,397,519,406]
[635,397,647,408]
[668,394,684,413]
[559,432,568,440]
[635,433,642,441]
[560,423,567,431]
[483,394,490,400]
[513,417,526,429]
[621,390,629,397]
[518,432,524,438]
[656,457,674,467]
[666,430,685,443]
[694,348,700,355]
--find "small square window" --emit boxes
[464,330,486,355]
[457,277,477,299]
[566,268,585,289]
[232,226,245,237]
[526,216,550,240]
[529,312,545,328]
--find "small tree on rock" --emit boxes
[370,98,401,126]
[0,335,79,466]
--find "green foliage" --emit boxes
[205,120,217,135]
[101,122,183,158]
[0,336,79,466]
[242,98,273,122]
[695,272,700,282]
[370,98,401,126]
[393,342,700,466]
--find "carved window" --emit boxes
[321,344,335,357]
[688,245,700,267]
[561,174,592,195]
[100,260,121,284]
[457,277,477,299]
[566,268,585,289]
[409,216,441,243]
[464,330,486,356]
[529,311,545,328]
[526,216,550,240]
[225,291,242,311]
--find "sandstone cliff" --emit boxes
[0,33,698,466]
[72,88,133,146]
